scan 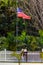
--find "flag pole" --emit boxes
[23,0,26,36]
[16,0,18,50]
[23,19,26,32]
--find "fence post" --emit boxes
[4,49,6,61]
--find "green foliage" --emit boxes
[12,51,21,65]
[0,37,9,50]
[15,31,26,50]
[15,31,40,51]
[29,36,37,51]
[37,30,43,48]
[12,52,21,60]
[39,30,43,37]
[40,52,43,59]
[7,32,16,50]
[0,0,15,6]
[0,0,43,51]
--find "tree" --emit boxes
[38,30,43,48]
[21,0,43,29]
[15,31,27,50]
[0,37,9,50]
[7,32,16,50]
[0,0,16,36]
[12,51,21,65]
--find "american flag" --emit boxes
[17,8,31,19]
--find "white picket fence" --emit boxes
[0,49,15,62]
[0,49,43,62]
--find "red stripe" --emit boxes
[17,12,23,18]
[17,12,31,19]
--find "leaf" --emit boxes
[12,52,21,60]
